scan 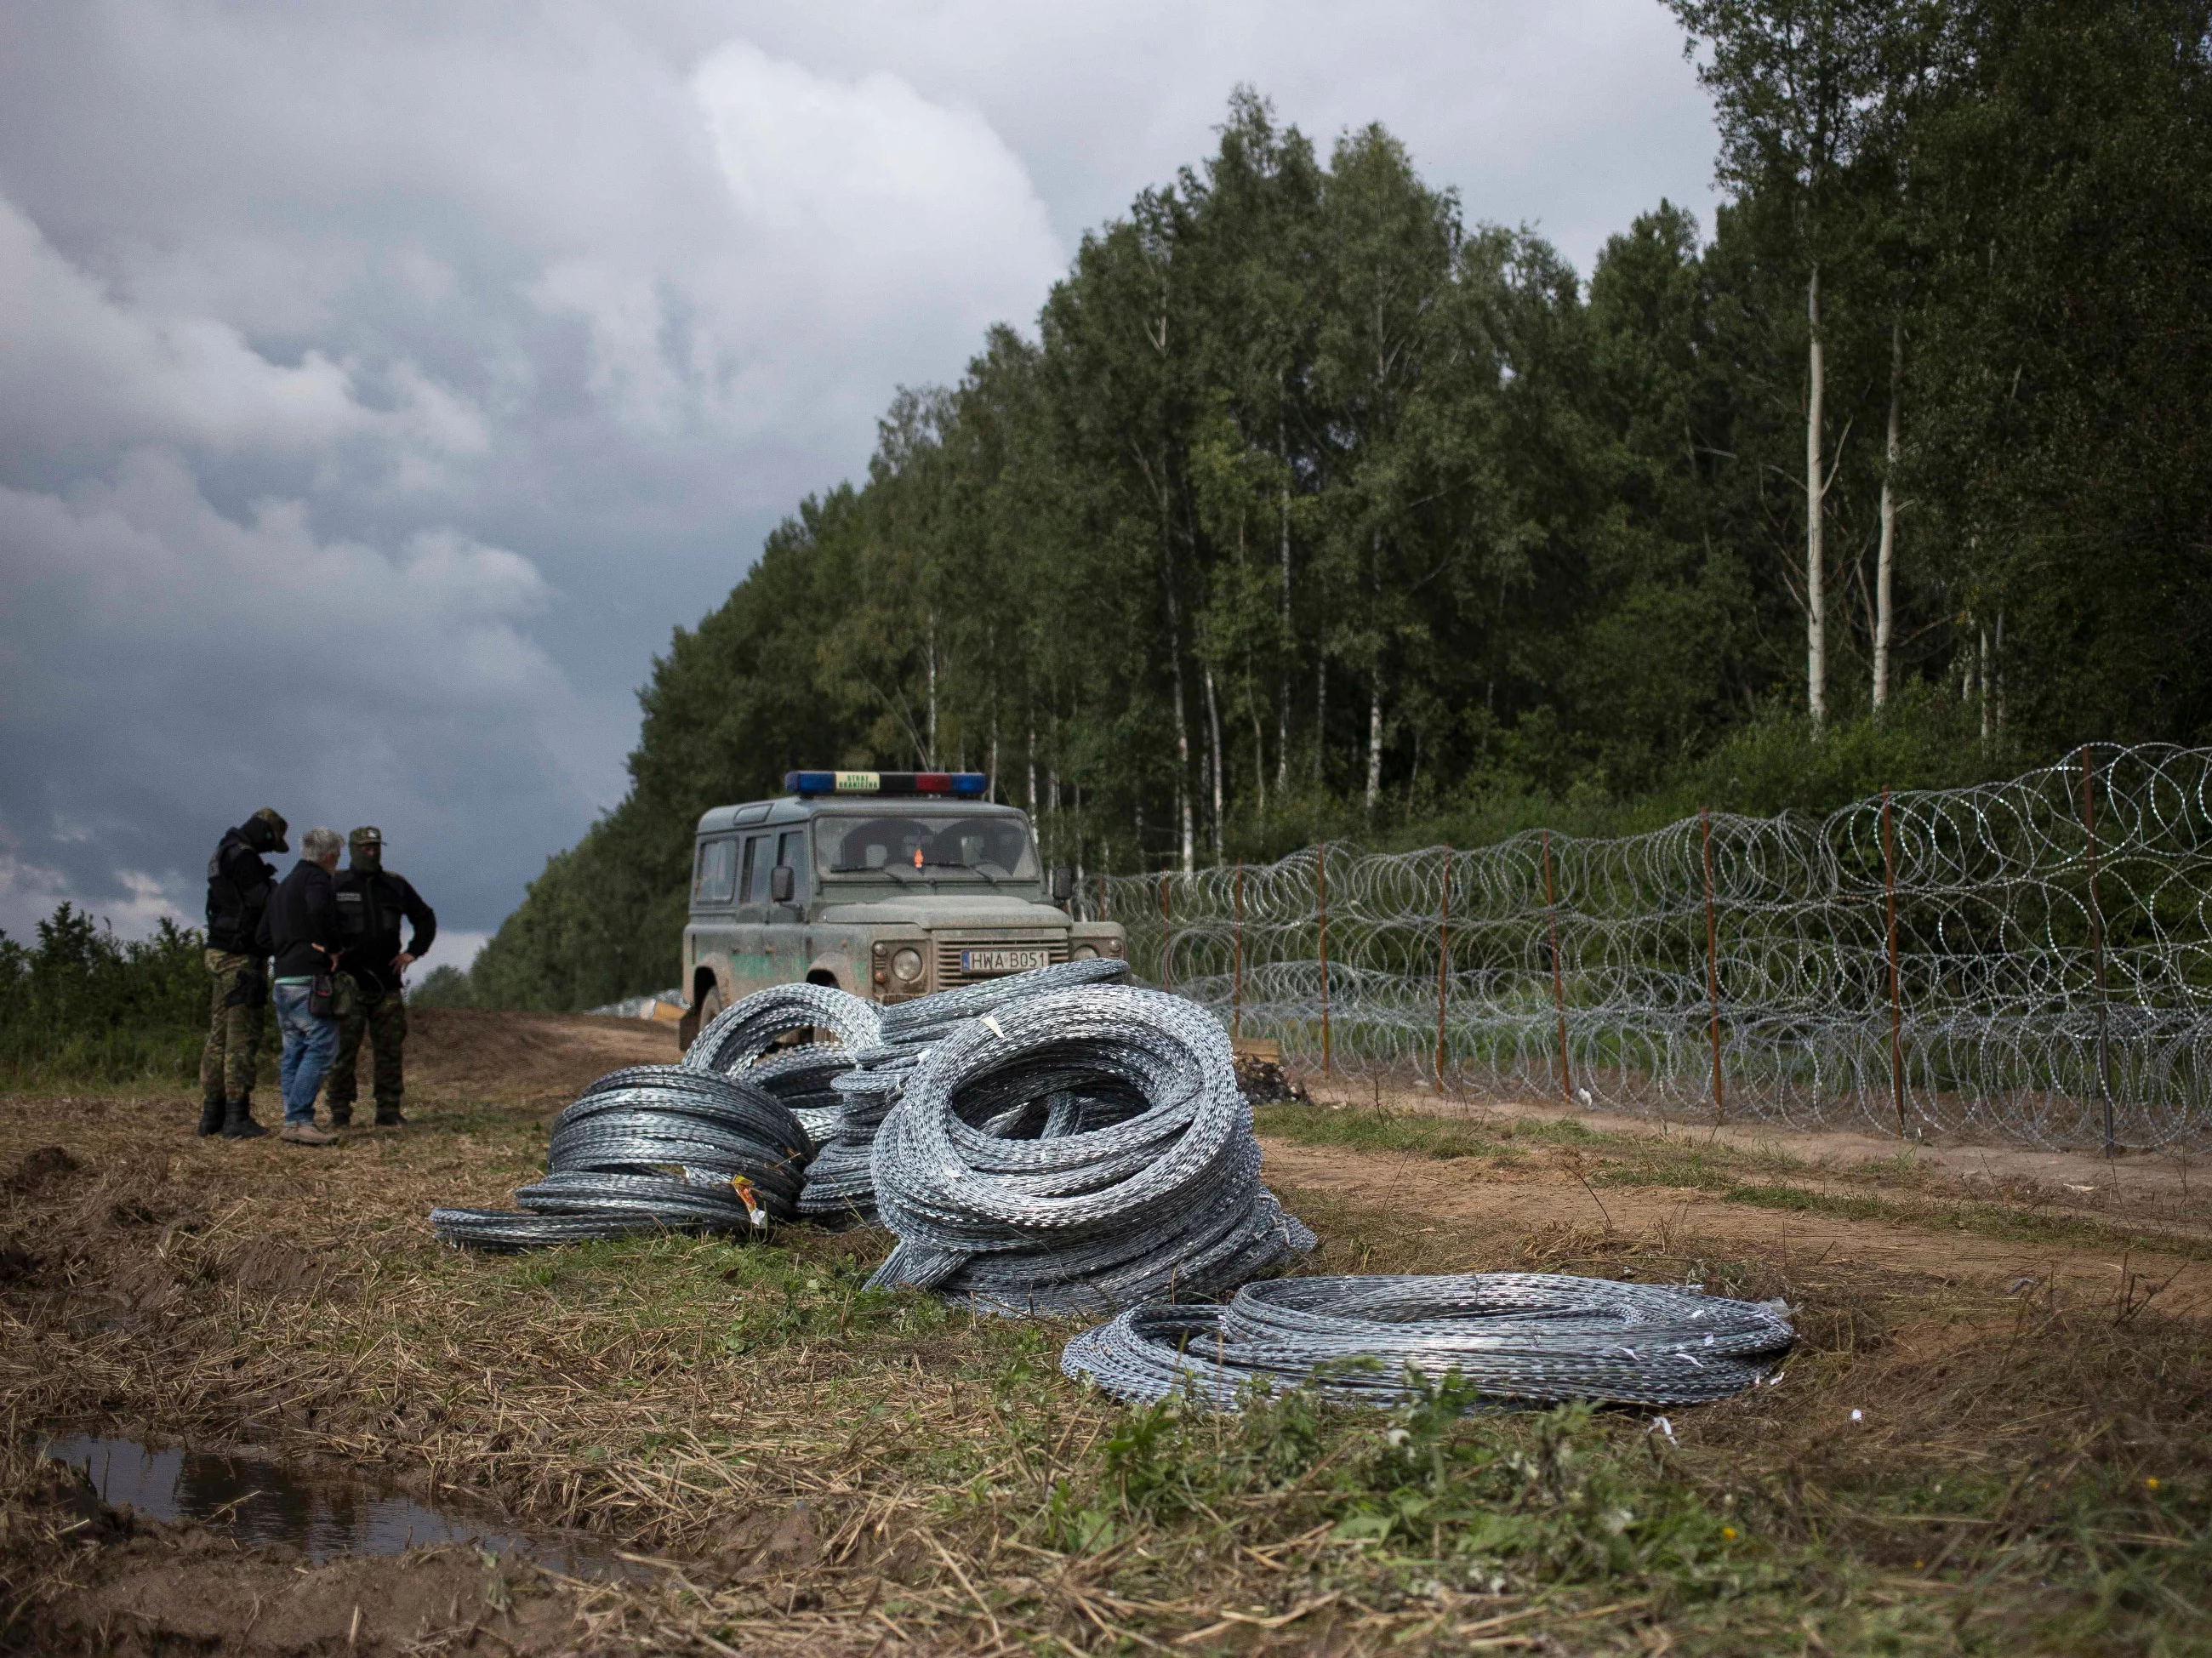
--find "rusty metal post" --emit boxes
[1542,830,1571,1103]
[1434,851,1452,1092]
[1702,809,1725,1122]
[1881,789,1906,1138]
[1159,873,1174,993]
[1232,859,1245,1042]
[1316,841,1331,1080]
[2079,745,2114,1155]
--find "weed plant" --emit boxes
[0,905,214,1087]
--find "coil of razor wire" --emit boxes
[878,956,1135,1041]
[795,1046,913,1227]
[430,1064,809,1251]
[744,1043,854,1149]
[867,983,1316,1316]
[684,981,883,1074]
[795,958,1136,1228]
[1081,744,2212,1152]
[1063,1273,1796,1410]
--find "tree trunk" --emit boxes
[926,608,939,767]
[1277,402,1292,796]
[1978,623,1991,749]
[1314,651,1326,786]
[1805,265,1827,731]
[1365,680,1383,818]
[1251,696,1268,816]
[1873,316,1901,711]
[1365,530,1383,818]
[1204,662,1225,863]
[1172,660,1194,875]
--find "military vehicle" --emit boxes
[676,770,1126,1046]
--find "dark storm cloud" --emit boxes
[0,1,1713,955]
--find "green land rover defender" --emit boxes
[676,770,1126,1046]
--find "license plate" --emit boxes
[961,948,1050,976]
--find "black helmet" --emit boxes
[245,807,289,854]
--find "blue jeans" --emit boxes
[272,983,339,1124]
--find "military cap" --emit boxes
[348,825,385,851]
[252,806,290,852]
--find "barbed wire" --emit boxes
[1076,744,2212,1152]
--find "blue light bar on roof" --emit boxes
[784,770,989,798]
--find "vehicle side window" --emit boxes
[692,837,736,904]
[743,835,772,903]
[778,829,810,897]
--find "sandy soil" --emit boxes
[1257,1137,2212,1322]
[1303,1075,2212,1216]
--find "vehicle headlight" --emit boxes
[1070,943,1097,960]
[892,947,924,983]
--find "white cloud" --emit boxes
[0,194,484,472]
[0,450,590,938]
[0,2,1719,947]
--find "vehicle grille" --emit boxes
[933,933,1069,988]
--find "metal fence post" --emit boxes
[2079,744,2114,1155]
[1543,830,1571,1103]
[1316,841,1331,1080]
[1434,849,1452,1093]
[1232,859,1245,1043]
[1881,788,1906,1138]
[1702,809,1725,1121]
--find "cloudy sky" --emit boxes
[0,0,1718,968]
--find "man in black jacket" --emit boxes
[328,826,436,1127]
[199,807,288,1138]
[257,825,345,1146]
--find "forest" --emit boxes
[453,0,2212,1012]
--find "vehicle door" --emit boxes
[726,831,780,995]
[688,835,741,993]
[763,826,812,983]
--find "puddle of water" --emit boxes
[43,1434,643,1580]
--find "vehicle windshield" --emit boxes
[814,812,1040,881]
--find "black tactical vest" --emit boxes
[204,830,272,954]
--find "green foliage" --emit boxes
[1059,1377,1758,1603]
[474,12,2212,1008]
[0,904,209,1085]
[406,964,476,1009]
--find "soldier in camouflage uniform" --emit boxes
[327,826,436,1127]
[199,807,288,1138]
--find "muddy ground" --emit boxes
[3,1011,2209,1655]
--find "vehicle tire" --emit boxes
[681,983,723,1052]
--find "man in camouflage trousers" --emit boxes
[199,807,288,1138]
[327,826,436,1127]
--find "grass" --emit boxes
[4,1062,2212,1652]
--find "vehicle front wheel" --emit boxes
[681,983,723,1052]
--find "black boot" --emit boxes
[373,1104,406,1127]
[197,1091,225,1137]
[328,1101,353,1129]
[220,1097,269,1140]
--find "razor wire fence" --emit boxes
[1073,744,2212,1152]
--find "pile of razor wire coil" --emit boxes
[743,1044,856,1149]
[429,1065,812,1251]
[1062,1273,1797,1409]
[867,980,1317,1316]
[797,958,1134,1227]
[684,980,886,1075]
